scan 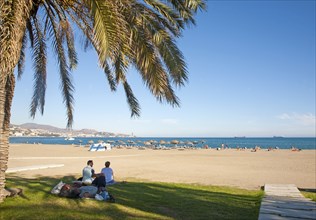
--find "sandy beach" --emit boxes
[6,144,316,190]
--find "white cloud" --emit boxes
[277,113,315,126]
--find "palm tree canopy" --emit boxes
[1,0,206,128]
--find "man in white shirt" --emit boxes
[82,160,95,185]
[101,161,116,185]
[82,160,106,190]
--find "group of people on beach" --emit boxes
[81,160,116,187]
[291,146,302,152]
[51,160,118,201]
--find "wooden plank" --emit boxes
[259,213,303,220]
[259,184,316,220]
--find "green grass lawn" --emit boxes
[301,191,316,202]
[1,176,263,220]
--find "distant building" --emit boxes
[13,132,23,137]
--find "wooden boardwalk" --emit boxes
[259,184,316,220]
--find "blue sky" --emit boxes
[11,0,315,137]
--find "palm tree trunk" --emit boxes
[0,73,15,202]
[0,0,33,202]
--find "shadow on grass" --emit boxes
[299,188,316,193]
[1,175,263,220]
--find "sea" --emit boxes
[9,137,316,150]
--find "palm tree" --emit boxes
[0,0,205,202]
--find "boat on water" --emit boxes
[273,136,284,138]
[65,137,75,141]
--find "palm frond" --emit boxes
[65,8,94,53]
[161,78,181,107]
[60,20,78,70]
[103,60,117,91]
[85,0,127,66]
[185,0,206,12]
[0,0,33,78]
[118,6,181,106]
[126,3,188,87]
[27,19,35,47]
[48,1,78,70]
[131,30,178,105]
[130,2,182,37]
[123,79,141,117]
[44,2,74,128]
[166,0,206,25]
[43,12,50,36]
[113,51,129,84]
[155,32,188,86]
[29,15,47,117]
[17,33,28,80]
[0,0,205,129]
[143,0,184,32]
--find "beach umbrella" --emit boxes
[171,140,179,145]
[144,141,151,146]
[160,140,166,144]
[116,141,126,148]
[186,141,194,146]
[86,140,94,148]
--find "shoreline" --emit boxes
[7,144,316,190]
[9,137,316,150]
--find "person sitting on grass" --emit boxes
[81,160,106,190]
[101,161,116,185]
[82,160,95,185]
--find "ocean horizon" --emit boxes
[9,137,316,150]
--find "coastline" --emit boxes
[9,136,316,149]
[7,144,316,190]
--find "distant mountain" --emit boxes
[10,123,130,137]
[11,123,100,134]
[18,123,67,133]
[77,128,99,134]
